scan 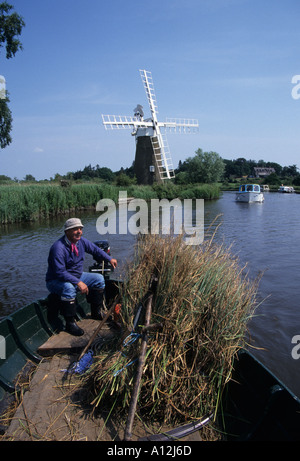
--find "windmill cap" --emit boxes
[64,218,84,231]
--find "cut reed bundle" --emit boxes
[81,233,260,426]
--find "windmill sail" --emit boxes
[139,70,174,180]
[139,70,158,122]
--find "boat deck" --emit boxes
[37,318,113,357]
[2,317,202,441]
[4,354,104,441]
[2,318,118,441]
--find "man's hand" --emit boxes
[110,258,118,269]
[77,281,89,294]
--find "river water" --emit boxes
[0,191,299,397]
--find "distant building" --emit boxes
[253,167,275,178]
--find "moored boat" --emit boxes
[236,184,264,203]
[278,185,295,193]
[261,185,269,192]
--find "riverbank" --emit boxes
[0,182,221,224]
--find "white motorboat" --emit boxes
[236,184,264,203]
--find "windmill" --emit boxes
[102,70,199,185]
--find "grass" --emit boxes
[0,182,221,224]
[79,232,260,427]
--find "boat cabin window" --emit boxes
[239,184,261,192]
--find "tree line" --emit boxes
[1,148,299,186]
[178,152,299,185]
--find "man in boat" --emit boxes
[45,218,117,336]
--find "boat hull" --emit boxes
[236,191,264,202]
[220,349,300,440]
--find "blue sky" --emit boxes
[1,0,300,180]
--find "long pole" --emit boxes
[123,294,153,441]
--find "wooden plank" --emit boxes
[37,319,115,357]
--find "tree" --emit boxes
[184,148,225,183]
[293,174,300,186]
[174,171,189,185]
[0,2,25,149]
[0,2,25,59]
[264,172,281,185]
[116,172,136,186]
[282,164,298,177]
[235,157,251,176]
[265,161,282,176]
[223,157,252,178]
[0,93,12,147]
[24,174,35,182]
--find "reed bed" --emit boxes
[0,184,118,223]
[80,233,259,427]
[0,183,220,224]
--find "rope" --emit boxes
[113,358,138,377]
[123,331,141,347]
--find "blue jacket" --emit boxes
[46,236,112,285]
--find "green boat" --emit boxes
[1,242,300,441]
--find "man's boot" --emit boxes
[86,289,105,320]
[60,298,84,336]
[65,316,84,336]
[47,293,64,332]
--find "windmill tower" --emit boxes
[102,70,199,185]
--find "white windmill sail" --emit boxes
[101,70,199,181]
[139,70,174,180]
